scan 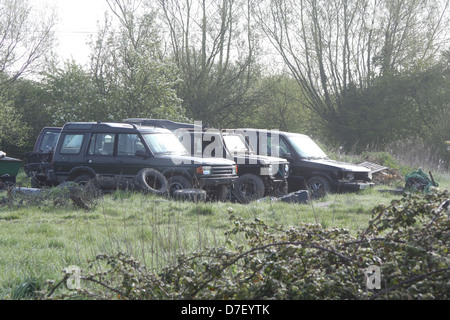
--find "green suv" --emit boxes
[47,122,238,199]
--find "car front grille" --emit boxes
[211,166,234,176]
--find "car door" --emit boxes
[114,133,152,176]
[85,132,117,176]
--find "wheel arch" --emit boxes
[67,166,96,181]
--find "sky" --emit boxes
[34,0,112,66]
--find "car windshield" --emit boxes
[142,133,189,155]
[223,134,252,154]
[286,134,328,159]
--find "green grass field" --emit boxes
[1,168,449,299]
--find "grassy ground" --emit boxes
[1,167,449,299]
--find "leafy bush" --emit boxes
[41,192,449,300]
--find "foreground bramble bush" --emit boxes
[40,191,449,300]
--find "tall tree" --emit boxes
[156,0,265,127]
[254,0,450,147]
[88,0,187,121]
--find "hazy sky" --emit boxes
[35,0,111,65]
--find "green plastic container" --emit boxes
[0,156,23,177]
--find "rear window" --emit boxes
[38,131,60,152]
[60,134,84,155]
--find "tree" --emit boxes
[88,0,187,122]
[0,0,56,84]
[0,91,29,155]
[254,0,450,148]
[43,60,108,125]
[248,73,314,133]
[156,0,266,127]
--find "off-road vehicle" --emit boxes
[26,122,238,200]
[239,128,374,198]
[23,127,61,187]
[124,119,290,203]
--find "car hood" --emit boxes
[232,154,289,165]
[159,154,236,166]
[305,158,370,172]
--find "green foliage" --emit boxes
[43,61,108,125]
[0,91,30,155]
[41,191,449,300]
[360,151,413,176]
[332,68,445,151]
[88,9,188,123]
[246,74,315,133]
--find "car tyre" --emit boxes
[167,175,192,197]
[233,173,265,203]
[307,176,330,198]
[135,169,169,196]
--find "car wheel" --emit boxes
[135,169,169,196]
[73,174,92,185]
[233,173,265,203]
[167,175,192,197]
[307,176,330,198]
[206,185,230,202]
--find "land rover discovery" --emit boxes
[37,122,238,199]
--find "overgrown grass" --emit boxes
[2,166,450,299]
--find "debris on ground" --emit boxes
[358,161,403,186]
[256,190,310,204]
[404,169,438,193]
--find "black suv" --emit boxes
[28,122,238,199]
[239,128,374,198]
[124,119,290,203]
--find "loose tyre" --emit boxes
[167,175,192,196]
[233,173,265,203]
[135,169,168,196]
[173,188,206,202]
[307,176,330,198]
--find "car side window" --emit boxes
[117,134,144,156]
[279,138,292,156]
[88,133,115,156]
[267,136,292,157]
[60,134,84,155]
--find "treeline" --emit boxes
[1,0,450,168]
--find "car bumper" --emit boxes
[332,181,375,192]
[199,176,237,187]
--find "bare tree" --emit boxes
[156,0,265,127]
[254,0,450,132]
[0,0,56,83]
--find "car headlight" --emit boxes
[284,163,290,174]
[232,165,237,175]
[197,166,212,175]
